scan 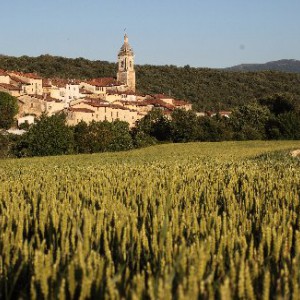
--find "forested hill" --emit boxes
[0,54,300,110]
[225,59,300,73]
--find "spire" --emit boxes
[117,33,136,92]
[118,34,134,57]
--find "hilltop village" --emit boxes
[0,35,191,128]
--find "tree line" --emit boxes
[0,54,300,110]
[1,93,299,158]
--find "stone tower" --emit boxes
[117,34,136,92]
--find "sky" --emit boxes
[1,0,300,68]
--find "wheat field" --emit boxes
[1,141,300,299]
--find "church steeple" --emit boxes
[124,34,129,44]
[117,34,136,92]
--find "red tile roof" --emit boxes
[10,71,42,80]
[78,99,134,112]
[10,75,30,85]
[42,79,52,88]
[117,100,148,106]
[85,99,109,107]
[79,88,93,94]
[50,79,68,88]
[84,77,122,87]
[0,83,20,91]
[69,107,95,113]
[44,96,62,103]
[173,99,190,106]
[107,90,136,96]
[50,78,80,87]
[0,69,8,76]
[143,98,174,110]
[152,94,173,99]
[23,73,42,80]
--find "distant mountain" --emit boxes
[225,59,300,73]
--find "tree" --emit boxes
[170,109,199,142]
[258,93,299,116]
[73,121,91,153]
[135,109,165,136]
[198,115,233,142]
[277,112,300,139]
[15,113,74,157]
[108,120,133,151]
[0,92,18,129]
[150,115,172,141]
[131,129,157,148]
[266,112,300,140]
[0,134,10,157]
[230,103,270,140]
[74,120,133,154]
[87,120,114,153]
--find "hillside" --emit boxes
[0,54,300,110]
[225,59,300,73]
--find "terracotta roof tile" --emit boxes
[23,73,42,80]
[9,71,42,80]
[84,77,122,87]
[0,83,20,91]
[10,75,30,85]
[173,99,190,106]
[69,107,95,113]
[0,69,8,76]
[79,88,93,94]
[143,98,174,110]
[42,79,52,88]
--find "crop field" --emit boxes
[0,141,300,299]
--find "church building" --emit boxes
[117,34,136,92]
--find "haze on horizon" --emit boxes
[1,0,300,69]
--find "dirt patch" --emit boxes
[291,149,300,157]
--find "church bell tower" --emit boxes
[117,34,136,92]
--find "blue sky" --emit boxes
[1,0,299,68]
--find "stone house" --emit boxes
[8,71,43,95]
